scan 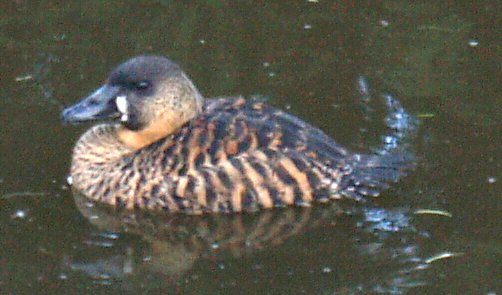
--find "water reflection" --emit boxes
[65,192,437,293]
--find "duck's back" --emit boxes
[126,97,410,214]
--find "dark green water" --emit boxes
[1,1,500,294]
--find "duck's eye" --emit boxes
[135,81,150,91]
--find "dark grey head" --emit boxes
[61,55,203,131]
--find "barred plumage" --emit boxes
[62,56,413,214]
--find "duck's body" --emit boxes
[63,56,412,214]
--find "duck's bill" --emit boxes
[61,85,120,123]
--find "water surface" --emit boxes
[1,1,500,294]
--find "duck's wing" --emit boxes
[154,98,412,214]
[169,148,411,214]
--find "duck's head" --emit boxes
[61,55,204,150]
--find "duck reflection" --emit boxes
[65,192,433,293]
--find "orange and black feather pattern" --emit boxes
[72,97,410,214]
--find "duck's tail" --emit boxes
[339,152,415,201]
[339,78,419,201]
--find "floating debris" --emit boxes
[15,75,34,82]
[96,232,120,240]
[83,239,114,248]
[322,266,332,273]
[67,175,73,185]
[379,20,389,27]
[307,0,319,3]
[425,252,464,264]
[487,176,496,184]
[54,33,66,41]
[357,76,371,101]
[11,210,27,219]
[304,24,312,30]
[468,39,479,47]
[414,209,452,218]
[416,113,435,118]
[1,191,48,199]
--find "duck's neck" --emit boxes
[116,112,190,151]
[73,124,132,161]
[69,124,132,198]
[72,124,134,168]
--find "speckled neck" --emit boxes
[69,124,133,201]
[72,124,133,161]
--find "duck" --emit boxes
[61,55,412,215]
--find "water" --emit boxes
[1,1,500,294]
